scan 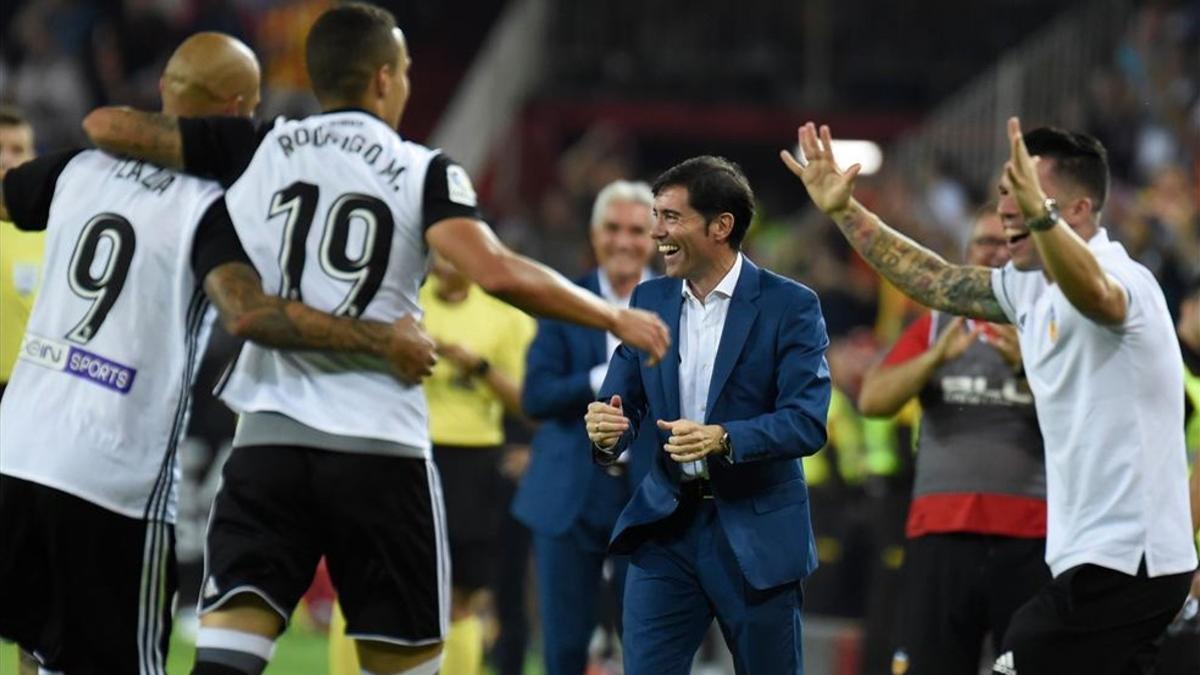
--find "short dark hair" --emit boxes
[0,105,30,129]
[306,2,400,104]
[1022,127,1109,211]
[651,155,755,249]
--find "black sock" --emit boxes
[191,648,269,675]
[191,662,258,675]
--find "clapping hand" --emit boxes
[436,340,481,373]
[586,395,629,449]
[982,323,1023,372]
[932,317,979,366]
[658,419,727,463]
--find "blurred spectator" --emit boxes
[0,106,40,398]
[513,179,658,675]
[859,208,1048,675]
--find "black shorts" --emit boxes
[432,444,505,591]
[892,533,1050,675]
[0,474,176,674]
[994,560,1194,675]
[200,445,449,645]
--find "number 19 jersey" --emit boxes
[0,150,231,522]
[213,110,480,452]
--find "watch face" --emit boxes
[1044,199,1059,219]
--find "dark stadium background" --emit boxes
[1,0,1195,673]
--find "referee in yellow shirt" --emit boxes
[0,107,42,400]
[332,253,535,674]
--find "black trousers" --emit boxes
[893,533,1050,675]
[995,560,1194,675]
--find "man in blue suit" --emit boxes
[586,156,832,674]
[513,180,660,674]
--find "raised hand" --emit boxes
[657,419,726,463]
[385,314,438,384]
[1003,116,1049,218]
[613,308,670,366]
[586,395,629,449]
[780,122,862,217]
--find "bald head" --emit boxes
[161,32,261,118]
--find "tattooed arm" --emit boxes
[203,262,437,384]
[828,201,1008,321]
[781,122,1008,322]
[82,108,184,170]
[191,199,435,383]
[83,108,258,185]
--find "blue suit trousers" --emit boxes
[622,497,805,675]
[533,469,630,675]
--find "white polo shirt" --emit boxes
[991,228,1197,577]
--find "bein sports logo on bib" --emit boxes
[18,333,137,394]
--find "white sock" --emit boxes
[194,627,277,674]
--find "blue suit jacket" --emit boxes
[599,258,832,589]
[512,271,655,536]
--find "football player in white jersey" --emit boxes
[786,121,1196,674]
[0,33,438,675]
[83,5,670,675]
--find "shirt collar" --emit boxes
[1087,227,1111,248]
[598,268,652,303]
[321,106,377,118]
[682,252,744,302]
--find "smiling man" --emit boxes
[584,156,832,674]
[785,120,1196,675]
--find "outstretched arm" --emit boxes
[83,108,258,186]
[426,217,669,364]
[782,123,1008,322]
[82,107,184,170]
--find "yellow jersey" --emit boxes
[420,283,536,447]
[0,220,45,382]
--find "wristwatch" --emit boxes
[1027,197,1060,232]
[719,431,732,456]
[471,358,491,377]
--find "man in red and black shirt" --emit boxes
[859,208,1048,675]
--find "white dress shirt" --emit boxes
[678,253,744,479]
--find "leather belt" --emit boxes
[679,479,715,501]
[604,462,628,478]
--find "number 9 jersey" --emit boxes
[190,110,482,454]
[0,149,236,522]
